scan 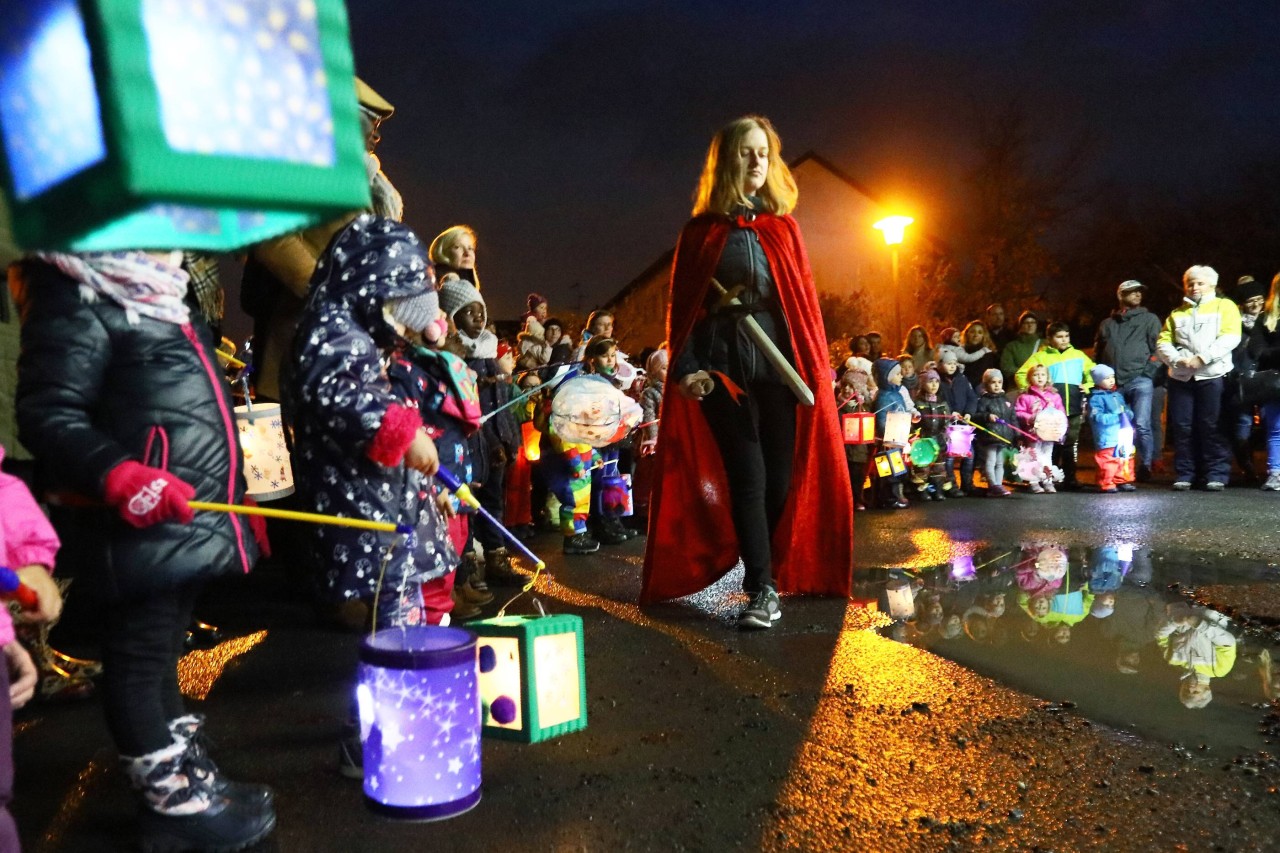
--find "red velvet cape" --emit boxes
[639,212,853,604]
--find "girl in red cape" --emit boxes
[640,115,853,628]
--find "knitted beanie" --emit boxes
[938,349,959,365]
[1090,363,1115,385]
[439,276,485,320]
[385,289,439,333]
[919,368,940,383]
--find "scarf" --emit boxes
[37,251,190,326]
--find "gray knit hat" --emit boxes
[439,276,485,321]
[386,288,439,333]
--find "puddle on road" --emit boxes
[856,543,1280,755]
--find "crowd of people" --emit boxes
[1,82,1277,850]
[837,266,1280,508]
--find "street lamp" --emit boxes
[873,215,914,351]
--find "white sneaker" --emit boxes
[1029,482,1044,494]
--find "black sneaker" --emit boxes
[738,588,781,630]
[563,533,601,555]
[1118,483,1137,492]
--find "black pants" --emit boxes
[701,381,797,593]
[100,584,201,756]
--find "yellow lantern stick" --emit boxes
[188,501,414,534]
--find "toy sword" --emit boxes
[708,277,814,407]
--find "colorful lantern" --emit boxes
[949,555,976,582]
[907,437,939,468]
[521,420,541,462]
[874,448,906,478]
[234,403,294,502]
[883,411,911,447]
[472,613,587,743]
[357,626,482,820]
[885,578,915,621]
[549,375,642,447]
[841,411,875,445]
[944,424,975,458]
[0,0,369,251]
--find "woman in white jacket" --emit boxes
[1156,265,1242,491]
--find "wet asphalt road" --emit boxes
[12,477,1280,852]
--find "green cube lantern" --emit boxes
[473,614,587,743]
[0,0,370,252]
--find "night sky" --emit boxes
[346,2,1280,322]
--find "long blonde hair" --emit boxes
[691,115,798,217]
[1265,272,1280,333]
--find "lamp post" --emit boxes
[873,216,914,351]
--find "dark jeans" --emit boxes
[1051,414,1083,484]
[701,381,796,594]
[101,584,201,756]
[1167,376,1231,484]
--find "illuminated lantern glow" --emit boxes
[882,411,911,448]
[885,578,915,621]
[234,403,294,501]
[841,411,875,445]
[874,449,906,478]
[950,555,976,581]
[908,437,939,467]
[521,420,541,462]
[472,614,587,743]
[1116,425,1135,459]
[0,0,369,252]
[944,424,975,458]
[357,626,482,821]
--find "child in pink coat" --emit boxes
[0,444,63,848]
[1015,364,1066,493]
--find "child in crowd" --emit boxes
[935,326,991,368]
[0,443,62,848]
[1014,321,1094,489]
[974,369,1016,496]
[1088,364,1137,493]
[16,250,273,847]
[639,348,668,457]
[912,368,954,500]
[538,369,601,555]
[937,350,978,495]
[440,278,522,584]
[503,370,543,542]
[837,357,877,510]
[1016,364,1066,494]
[872,358,911,509]
[583,337,637,545]
[896,354,919,406]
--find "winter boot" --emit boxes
[461,552,489,595]
[563,532,601,554]
[168,715,274,811]
[592,517,628,546]
[889,482,909,509]
[456,578,494,606]
[122,737,276,853]
[450,587,483,620]
[484,547,525,585]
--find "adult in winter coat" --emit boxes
[14,252,273,850]
[643,115,853,628]
[1094,280,1162,479]
[286,215,456,626]
[1156,265,1242,491]
[1246,273,1280,491]
[999,311,1042,387]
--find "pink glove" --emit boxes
[103,461,196,528]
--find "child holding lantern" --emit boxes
[836,357,876,511]
[1088,364,1137,493]
[872,358,911,509]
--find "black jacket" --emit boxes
[14,259,256,601]
[1094,306,1160,384]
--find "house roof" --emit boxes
[604,151,946,309]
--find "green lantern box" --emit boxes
[0,0,370,252]
[474,614,587,743]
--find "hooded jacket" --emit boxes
[0,444,59,645]
[1094,305,1161,384]
[14,259,257,601]
[286,215,455,605]
[1015,384,1065,430]
[1087,387,1134,450]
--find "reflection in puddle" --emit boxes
[858,543,1280,754]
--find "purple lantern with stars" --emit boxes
[357,626,481,821]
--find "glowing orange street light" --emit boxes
[874,215,914,350]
